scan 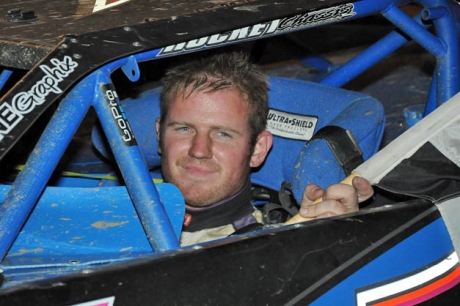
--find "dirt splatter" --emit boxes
[8,248,44,256]
[91,220,129,229]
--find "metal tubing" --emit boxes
[0,69,12,92]
[428,1,460,105]
[92,71,179,252]
[0,77,94,261]
[321,27,410,87]
[383,5,445,59]
[300,54,335,74]
[324,0,459,107]
[385,0,459,105]
[422,7,448,21]
[425,72,437,116]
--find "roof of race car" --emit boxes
[0,0,357,162]
[0,0,348,69]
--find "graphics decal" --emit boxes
[0,56,78,142]
[158,3,356,56]
[267,109,317,141]
[102,84,137,146]
[355,251,460,305]
[71,296,115,306]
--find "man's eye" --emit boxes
[175,126,190,132]
[218,131,232,138]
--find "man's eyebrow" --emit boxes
[166,121,190,127]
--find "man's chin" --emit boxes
[170,176,244,207]
[181,188,224,208]
[184,199,216,208]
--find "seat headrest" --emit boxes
[92,87,162,168]
[251,77,385,202]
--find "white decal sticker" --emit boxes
[93,0,131,13]
[0,103,23,140]
[0,56,78,142]
[267,109,317,141]
[71,296,115,306]
[355,251,459,305]
[102,84,137,146]
[157,3,356,56]
[277,3,356,31]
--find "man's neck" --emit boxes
[182,180,254,232]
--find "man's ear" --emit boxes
[156,118,161,154]
[250,131,273,168]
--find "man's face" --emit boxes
[157,88,259,207]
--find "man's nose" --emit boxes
[189,133,212,159]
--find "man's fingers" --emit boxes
[299,199,349,218]
[322,183,358,207]
[352,176,374,202]
[302,184,324,204]
[297,177,374,220]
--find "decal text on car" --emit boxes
[158,3,356,56]
[102,84,137,146]
[0,56,78,142]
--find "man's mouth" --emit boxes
[182,164,216,177]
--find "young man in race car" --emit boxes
[156,51,374,246]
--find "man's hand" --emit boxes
[299,176,373,219]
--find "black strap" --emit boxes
[312,125,364,175]
[232,222,264,235]
[252,182,299,224]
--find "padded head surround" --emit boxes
[250,77,385,202]
[92,86,162,168]
[92,77,385,202]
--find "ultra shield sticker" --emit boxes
[102,84,137,146]
[267,109,317,141]
[158,3,356,56]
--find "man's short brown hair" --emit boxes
[160,52,269,146]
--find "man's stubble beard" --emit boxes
[161,155,251,208]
